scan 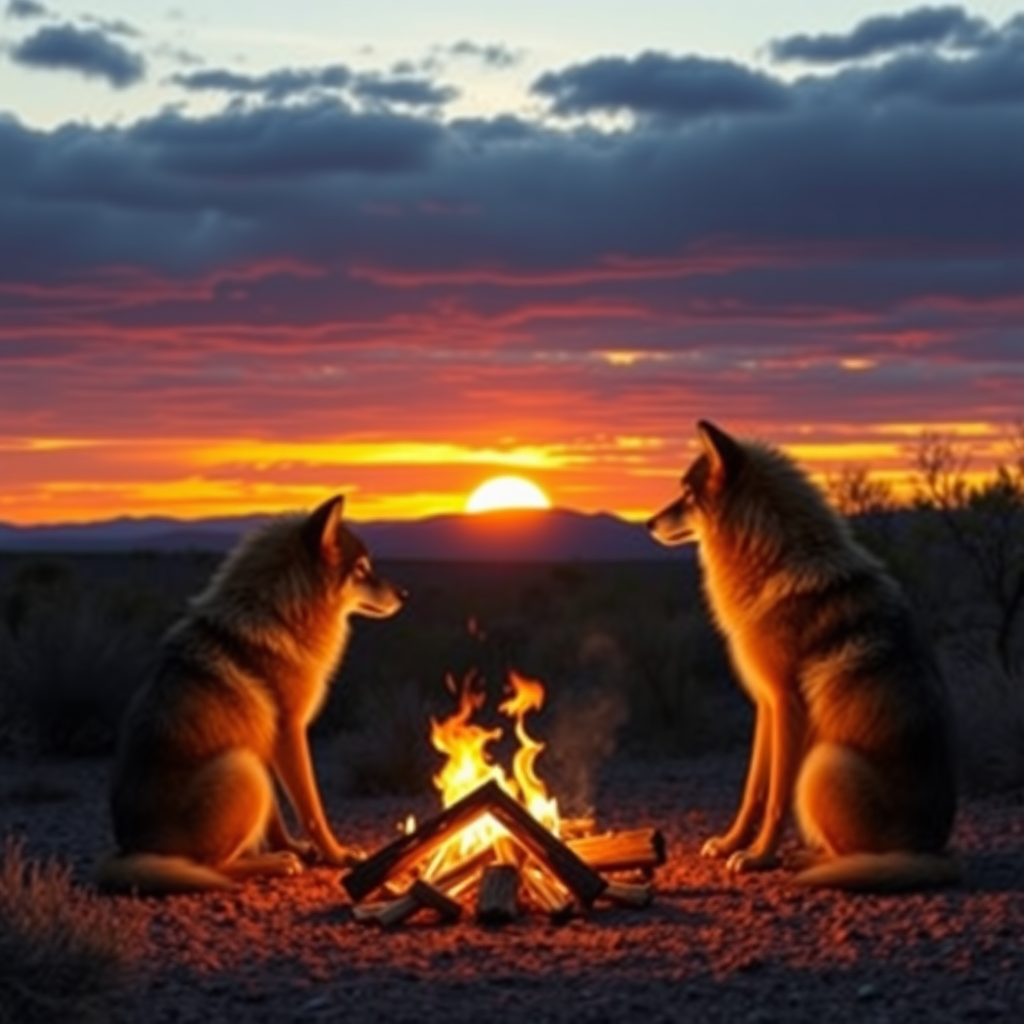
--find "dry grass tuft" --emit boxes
[0,836,144,1023]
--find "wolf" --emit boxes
[648,421,959,890]
[95,495,406,895]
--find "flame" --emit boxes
[430,674,506,806]
[500,672,559,832]
[423,669,560,876]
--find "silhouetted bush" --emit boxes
[0,558,178,755]
[0,837,143,1023]
[828,426,1024,792]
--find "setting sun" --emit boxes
[465,475,552,514]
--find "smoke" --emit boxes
[543,629,629,817]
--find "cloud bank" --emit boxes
[0,5,1021,522]
[10,22,146,87]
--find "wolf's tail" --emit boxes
[795,851,962,892]
[95,853,235,895]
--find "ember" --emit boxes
[342,671,666,927]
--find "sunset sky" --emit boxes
[1,1,1021,524]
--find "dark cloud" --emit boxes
[10,22,146,87]
[131,101,443,181]
[448,40,521,69]
[4,0,48,18]
[858,30,1024,105]
[353,74,458,108]
[0,15,1020,384]
[533,52,789,119]
[172,62,456,108]
[771,5,995,64]
[171,64,350,101]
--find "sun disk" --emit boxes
[465,475,551,514]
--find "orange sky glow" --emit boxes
[1,423,1016,526]
[1,6,1021,528]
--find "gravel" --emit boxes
[2,751,1023,1023]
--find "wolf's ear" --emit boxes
[303,494,345,565]
[696,420,744,485]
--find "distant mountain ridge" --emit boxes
[0,509,682,562]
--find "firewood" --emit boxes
[352,846,494,926]
[351,893,418,927]
[493,836,522,866]
[521,862,574,921]
[485,785,608,906]
[342,779,504,901]
[409,880,463,923]
[602,879,654,909]
[567,828,666,874]
[424,845,496,889]
[475,864,520,925]
[558,817,596,840]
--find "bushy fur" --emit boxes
[648,421,958,890]
[96,495,406,895]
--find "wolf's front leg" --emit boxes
[265,796,317,863]
[273,723,364,867]
[702,699,772,859]
[727,690,807,873]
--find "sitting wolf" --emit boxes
[97,495,405,894]
[649,421,958,890]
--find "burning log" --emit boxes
[475,864,520,925]
[342,781,503,902]
[521,862,574,921]
[350,847,494,927]
[484,784,607,906]
[567,827,666,874]
[558,817,597,840]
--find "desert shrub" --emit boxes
[0,837,143,1023]
[0,559,177,755]
[913,430,1024,680]
[828,429,1024,792]
[334,675,438,796]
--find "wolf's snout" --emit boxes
[645,516,658,533]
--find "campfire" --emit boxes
[343,670,666,927]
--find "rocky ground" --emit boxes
[2,751,1023,1024]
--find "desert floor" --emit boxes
[2,751,1023,1023]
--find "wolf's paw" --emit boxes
[317,843,367,869]
[265,851,306,877]
[725,848,781,874]
[701,835,741,859]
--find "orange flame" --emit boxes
[500,672,559,832]
[424,669,560,876]
[430,674,506,805]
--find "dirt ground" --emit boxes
[2,750,1023,1024]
